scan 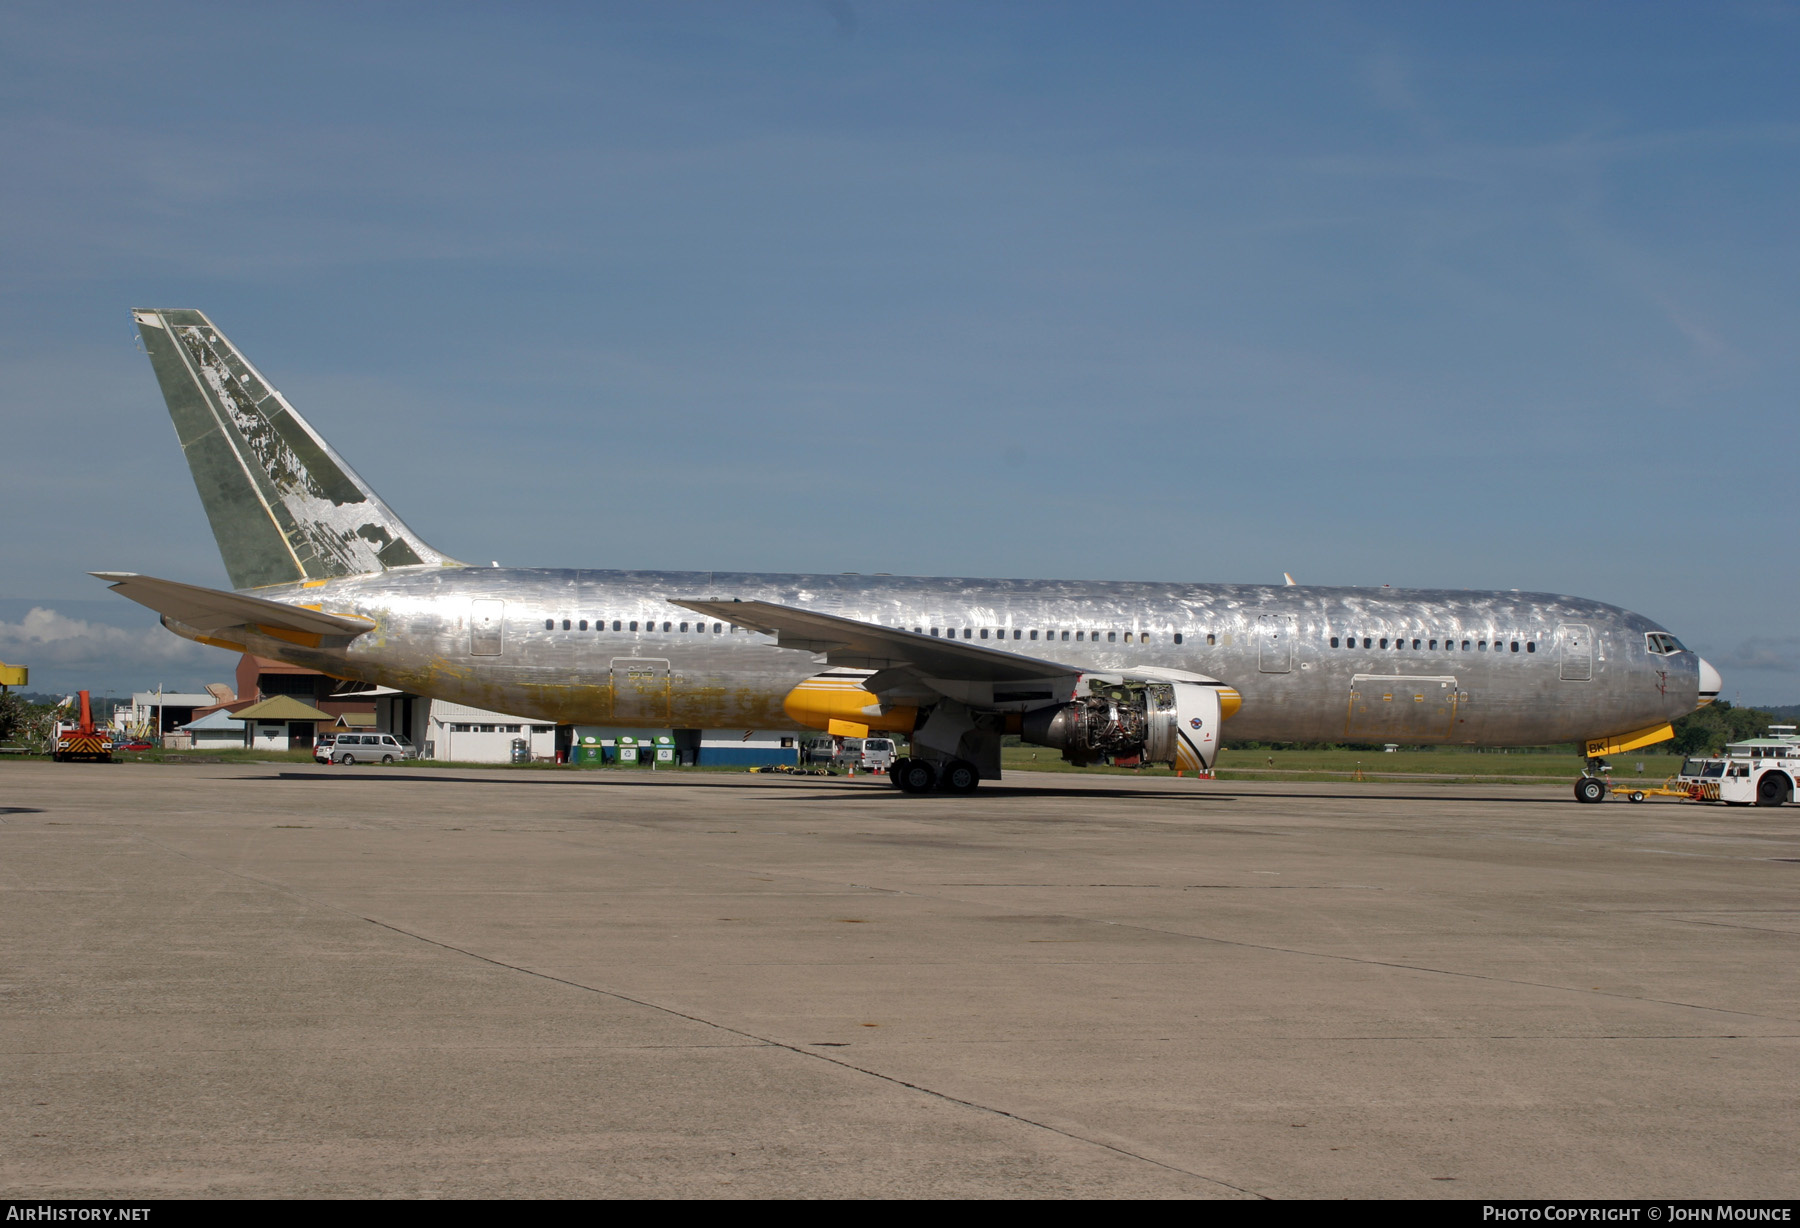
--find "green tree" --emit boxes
[1669,701,1776,756]
[0,692,56,748]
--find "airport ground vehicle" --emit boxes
[325,732,417,765]
[1675,726,1798,806]
[52,692,112,763]
[827,736,896,772]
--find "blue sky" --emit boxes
[3,1,1796,702]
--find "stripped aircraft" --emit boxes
[100,309,1721,800]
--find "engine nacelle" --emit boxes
[782,669,919,738]
[1020,675,1229,772]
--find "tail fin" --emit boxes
[132,308,459,590]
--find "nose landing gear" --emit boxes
[1575,757,1610,804]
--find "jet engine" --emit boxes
[1020,676,1229,773]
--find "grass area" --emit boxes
[1004,744,1687,785]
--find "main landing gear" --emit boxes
[890,757,981,794]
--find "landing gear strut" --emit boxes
[1574,757,1609,804]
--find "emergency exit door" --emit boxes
[611,658,672,723]
[1258,613,1293,673]
[470,600,504,656]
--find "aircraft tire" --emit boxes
[1574,777,1606,804]
[888,758,912,788]
[941,760,980,793]
[896,759,936,794]
[1756,773,1791,807]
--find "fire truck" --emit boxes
[1676,725,1798,806]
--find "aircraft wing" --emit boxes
[91,572,375,639]
[671,598,1076,684]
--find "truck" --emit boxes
[52,691,113,763]
[1675,725,1797,806]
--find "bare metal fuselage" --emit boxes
[171,567,1701,745]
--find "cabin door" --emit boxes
[1557,623,1592,681]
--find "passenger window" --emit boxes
[980,629,989,639]
[931,628,939,636]
[1175,633,1184,645]
[1363,638,1372,649]
[1013,629,1022,640]
[579,620,588,631]
[1527,642,1535,653]
[562,619,571,631]
[1141,634,1152,645]
[1428,639,1436,650]
[629,621,638,632]
[678,622,688,632]
[1412,639,1420,650]
[1330,637,1339,647]
[713,623,722,633]
[1511,641,1519,653]
[1076,631,1085,642]
[1461,640,1469,651]
[612,620,621,631]
[1379,638,1388,649]
[1478,641,1486,651]
[1108,632,1117,643]
[1206,633,1215,646]
[544,619,554,630]
[963,628,972,640]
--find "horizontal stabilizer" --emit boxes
[91,572,374,638]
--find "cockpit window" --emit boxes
[1646,632,1686,655]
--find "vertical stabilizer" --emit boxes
[132,308,459,590]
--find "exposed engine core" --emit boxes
[1020,676,1224,771]
[1021,679,1162,766]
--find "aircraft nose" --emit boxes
[1697,657,1722,708]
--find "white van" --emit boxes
[323,732,418,765]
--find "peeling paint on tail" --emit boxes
[132,308,460,590]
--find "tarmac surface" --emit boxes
[1,761,1796,1199]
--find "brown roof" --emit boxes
[229,695,334,722]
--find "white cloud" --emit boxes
[0,607,212,671]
